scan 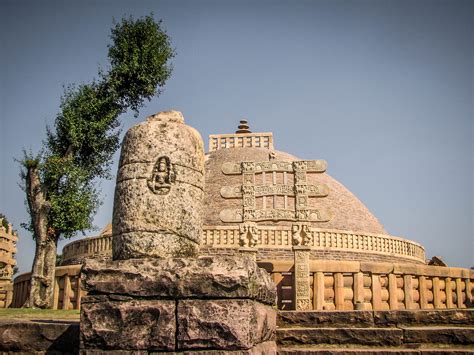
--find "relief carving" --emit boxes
[239,222,258,247]
[147,156,176,195]
[292,224,312,246]
[222,159,326,174]
[220,183,329,198]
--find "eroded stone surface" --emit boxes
[374,309,474,326]
[277,327,403,347]
[0,320,79,352]
[278,310,374,328]
[80,299,175,351]
[177,299,276,350]
[112,110,205,259]
[402,326,474,345]
[82,256,276,305]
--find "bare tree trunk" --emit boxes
[25,164,57,308]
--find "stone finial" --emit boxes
[235,120,251,134]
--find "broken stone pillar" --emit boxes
[112,110,205,259]
[81,110,277,354]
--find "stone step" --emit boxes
[278,345,474,354]
[277,326,474,347]
[277,327,404,347]
[402,326,474,345]
[277,310,474,329]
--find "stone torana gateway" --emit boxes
[10,111,474,353]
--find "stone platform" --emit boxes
[80,256,277,353]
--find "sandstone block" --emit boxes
[277,327,403,346]
[82,256,276,305]
[402,326,474,345]
[177,299,276,350]
[277,310,374,328]
[374,309,474,326]
[112,110,205,259]
[80,299,175,351]
[0,320,79,352]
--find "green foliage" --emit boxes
[21,14,174,240]
[108,15,174,114]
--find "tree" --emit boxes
[20,15,175,308]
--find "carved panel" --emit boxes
[147,156,176,195]
[222,160,327,175]
[219,208,331,222]
[221,184,329,198]
[294,247,311,311]
[239,222,258,248]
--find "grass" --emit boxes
[0,308,80,320]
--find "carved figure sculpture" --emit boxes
[147,156,176,195]
[239,222,258,248]
[292,224,312,246]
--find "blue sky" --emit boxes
[1,0,472,273]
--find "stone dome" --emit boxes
[203,146,387,235]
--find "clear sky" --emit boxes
[0,0,472,274]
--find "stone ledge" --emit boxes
[374,310,474,327]
[278,311,374,328]
[82,256,276,305]
[0,320,79,352]
[277,327,404,346]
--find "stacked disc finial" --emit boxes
[235,119,251,134]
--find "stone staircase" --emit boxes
[277,309,474,354]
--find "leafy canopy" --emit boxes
[21,15,175,240]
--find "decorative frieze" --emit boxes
[222,160,327,175]
[220,184,329,198]
[219,208,331,223]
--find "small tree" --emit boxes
[20,15,174,308]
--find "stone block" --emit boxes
[403,326,474,345]
[374,309,474,327]
[81,299,175,351]
[0,320,79,352]
[278,310,374,328]
[277,327,403,347]
[82,256,276,305]
[177,299,276,350]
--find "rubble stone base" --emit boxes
[80,256,277,353]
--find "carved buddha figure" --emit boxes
[148,156,176,195]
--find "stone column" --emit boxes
[293,246,311,311]
[112,111,205,259]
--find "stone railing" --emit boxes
[12,265,83,309]
[202,225,426,263]
[0,220,18,308]
[62,234,112,264]
[264,259,474,311]
[61,226,426,265]
[208,132,274,152]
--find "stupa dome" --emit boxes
[204,146,387,235]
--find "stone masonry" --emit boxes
[81,111,278,353]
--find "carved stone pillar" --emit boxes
[293,246,311,310]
